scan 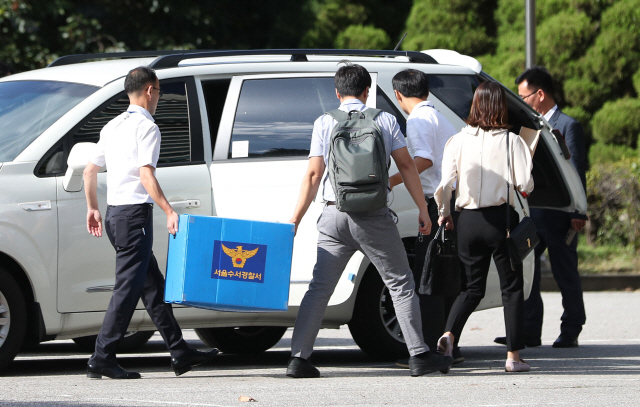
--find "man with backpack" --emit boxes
[286,63,453,378]
[388,69,464,367]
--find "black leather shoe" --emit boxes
[86,364,141,379]
[409,351,453,377]
[286,357,320,378]
[494,336,541,348]
[396,347,464,369]
[171,348,219,376]
[552,334,578,348]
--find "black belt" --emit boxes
[107,203,154,209]
[326,201,335,206]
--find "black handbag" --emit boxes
[418,224,461,297]
[505,132,539,270]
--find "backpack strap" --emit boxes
[327,108,382,122]
[361,108,382,120]
[327,109,349,122]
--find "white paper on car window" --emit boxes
[231,140,249,158]
[519,127,541,157]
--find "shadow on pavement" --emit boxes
[5,339,640,378]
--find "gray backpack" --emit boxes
[326,108,389,213]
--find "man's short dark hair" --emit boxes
[335,62,371,97]
[0,62,14,77]
[515,66,554,95]
[124,66,158,95]
[392,69,429,99]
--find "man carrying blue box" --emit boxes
[286,63,454,378]
[82,66,218,379]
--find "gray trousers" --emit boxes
[291,205,428,359]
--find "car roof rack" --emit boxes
[48,49,437,69]
[47,50,211,68]
[148,49,437,69]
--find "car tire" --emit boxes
[348,266,410,361]
[194,326,287,354]
[72,331,155,353]
[0,268,28,372]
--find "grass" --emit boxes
[577,234,640,274]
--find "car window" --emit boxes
[39,80,194,175]
[228,77,339,159]
[71,81,191,164]
[201,79,231,154]
[376,86,406,136]
[427,74,480,120]
[0,80,97,162]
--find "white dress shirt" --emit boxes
[309,99,406,202]
[543,104,558,121]
[434,125,534,217]
[405,101,457,198]
[90,104,161,205]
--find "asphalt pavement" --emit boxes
[2,291,640,407]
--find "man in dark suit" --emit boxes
[495,66,587,348]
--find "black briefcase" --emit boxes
[418,225,461,297]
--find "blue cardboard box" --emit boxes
[165,214,294,312]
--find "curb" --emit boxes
[541,273,640,292]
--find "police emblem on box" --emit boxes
[211,240,267,283]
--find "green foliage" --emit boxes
[536,11,595,81]
[563,106,591,128]
[589,142,637,165]
[0,0,314,71]
[577,234,640,274]
[563,76,602,112]
[403,0,496,56]
[335,25,390,50]
[301,0,366,48]
[568,0,640,111]
[633,68,640,96]
[591,98,640,148]
[301,0,410,49]
[586,158,640,251]
[477,52,524,93]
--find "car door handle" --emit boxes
[18,201,52,211]
[169,199,200,209]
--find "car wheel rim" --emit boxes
[0,290,10,348]
[379,287,405,344]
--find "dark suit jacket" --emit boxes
[547,108,588,220]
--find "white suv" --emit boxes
[0,49,587,371]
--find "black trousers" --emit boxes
[445,204,525,352]
[525,209,586,339]
[411,197,464,351]
[88,204,189,368]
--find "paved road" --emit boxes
[2,292,640,407]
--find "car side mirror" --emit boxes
[63,143,104,192]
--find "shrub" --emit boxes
[563,77,602,111]
[586,158,640,251]
[562,106,591,128]
[570,0,640,104]
[633,68,640,96]
[591,98,640,147]
[334,25,390,50]
[537,11,595,81]
[403,0,495,56]
[477,52,524,94]
[588,142,637,165]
